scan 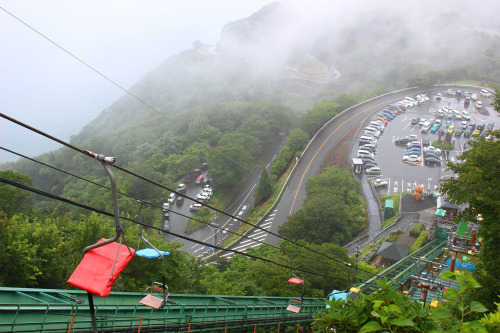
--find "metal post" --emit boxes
[87,292,98,333]
[450,251,457,272]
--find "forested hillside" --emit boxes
[2,0,500,303]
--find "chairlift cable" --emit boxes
[0,176,350,283]
[0,146,308,261]
[0,113,394,281]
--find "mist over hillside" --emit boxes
[4,0,500,174]
[72,0,500,143]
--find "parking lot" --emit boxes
[352,87,499,195]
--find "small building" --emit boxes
[375,241,411,267]
[384,199,394,219]
[351,158,364,174]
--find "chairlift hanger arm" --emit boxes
[82,152,124,256]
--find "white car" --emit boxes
[441,106,452,113]
[167,192,176,204]
[202,188,213,196]
[424,146,441,153]
[196,193,210,201]
[162,203,170,211]
[418,118,426,125]
[461,111,471,120]
[373,178,389,187]
[475,101,483,109]
[190,203,203,211]
[480,89,491,97]
[447,89,454,95]
[403,154,422,163]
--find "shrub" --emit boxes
[409,222,423,237]
[410,230,428,253]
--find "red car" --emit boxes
[196,175,204,185]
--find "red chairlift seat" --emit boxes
[286,276,305,313]
[288,277,304,285]
[67,238,135,297]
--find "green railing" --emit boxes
[0,287,325,332]
[357,239,446,294]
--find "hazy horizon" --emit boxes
[0,0,276,163]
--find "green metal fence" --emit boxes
[0,287,325,332]
[357,239,446,294]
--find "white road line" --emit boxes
[260,222,272,228]
[251,234,267,241]
[238,238,255,246]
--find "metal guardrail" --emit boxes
[0,287,325,332]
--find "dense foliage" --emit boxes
[0,210,353,297]
[278,167,366,245]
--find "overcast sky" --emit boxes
[0,0,276,163]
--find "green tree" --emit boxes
[0,170,34,217]
[440,94,500,310]
[254,167,273,205]
[279,167,366,245]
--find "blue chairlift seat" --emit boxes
[135,248,170,258]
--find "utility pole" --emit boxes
[354,246,361,271]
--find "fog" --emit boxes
[0,0,275,162]
[1,0,499,163]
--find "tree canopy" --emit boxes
[279,167,367,245]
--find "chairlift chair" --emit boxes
[286,262,305,314]
[135,202,170,309]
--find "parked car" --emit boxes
[359,143,376,152]
[435,109,445,118]
[190,203,203,211]
[461,110,471,120]
[483,123,495,136]
[176,187,186,194]
[475,101,483,109]
[447,89,454,95]
[411,117,420,125]
[480,89,491,97]
[196,193,210,202]
[421,121,432,133]
[406,147,421,154]
[447,125,455,135]
[162,202,170,212]
[430,123,441,133]
[202,187,213,196]
[403,154,422,163]
[201,162,208,171]
[425,157,442,167]
[452,110,462,119]
[464,124,475,137]
[454,127,464,136]
[193,169,201,176]
[167,192,176,204]
[373,178,389,187]
[435,93,443,100]
[178,183,186,189]
[176,196,184,205]
[395,136,413,145]
[424,146,441,153]
[196,175,204,185]
[407,141,422,149]
[363,164,377,171]
[365,167,381,175]
[424,151,442,159]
